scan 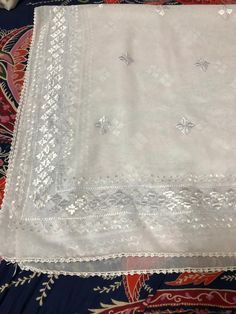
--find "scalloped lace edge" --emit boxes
[3,251,236,263]
[3,252,236,277]
[6,261,236,278]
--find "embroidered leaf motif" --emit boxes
[0,272,40,293]
[93,281,122,294]
[36,274,58,306]
[119,52,134,66]
[142,282,153,294]
[221,274,236,282]
[165,272,222,286]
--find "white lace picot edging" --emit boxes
[3,252,236,277]
[1,6,236,277]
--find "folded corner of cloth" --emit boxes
[0,4,236,276]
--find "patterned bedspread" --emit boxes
[0,1,235,313]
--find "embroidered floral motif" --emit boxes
[65,196,87,215]
[195,59,210,72]
[95,116,112,134]
[155,6,170,16]
[176,117,195,135]
[45,183,236,228]
[119,52,134,66]
[66,204,77,215]
[218,5,233,19]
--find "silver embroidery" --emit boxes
[218,5,233,19]
[2,5,236,276]
[155,6,170,16]
[119,52,134,66]
[44,184,236,223]
[176,117,195,135]
[95,116,112,134]
[66,204,77,215]
[32,9,66,206]
[195,59,210,72]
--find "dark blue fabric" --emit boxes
[0,0,180,29]
[0,260,236,314]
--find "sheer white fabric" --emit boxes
[1,4,236,276]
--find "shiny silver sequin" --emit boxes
[119,52,134,66]
[176,117,195,135]
[95,116,112,134]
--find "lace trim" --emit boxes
[3,255,236,277]
[15,264,236,277]
[3,252,236,263]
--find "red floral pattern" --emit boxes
[165,272,223,286]
[0,177,5,207]
[91,286,236,313]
